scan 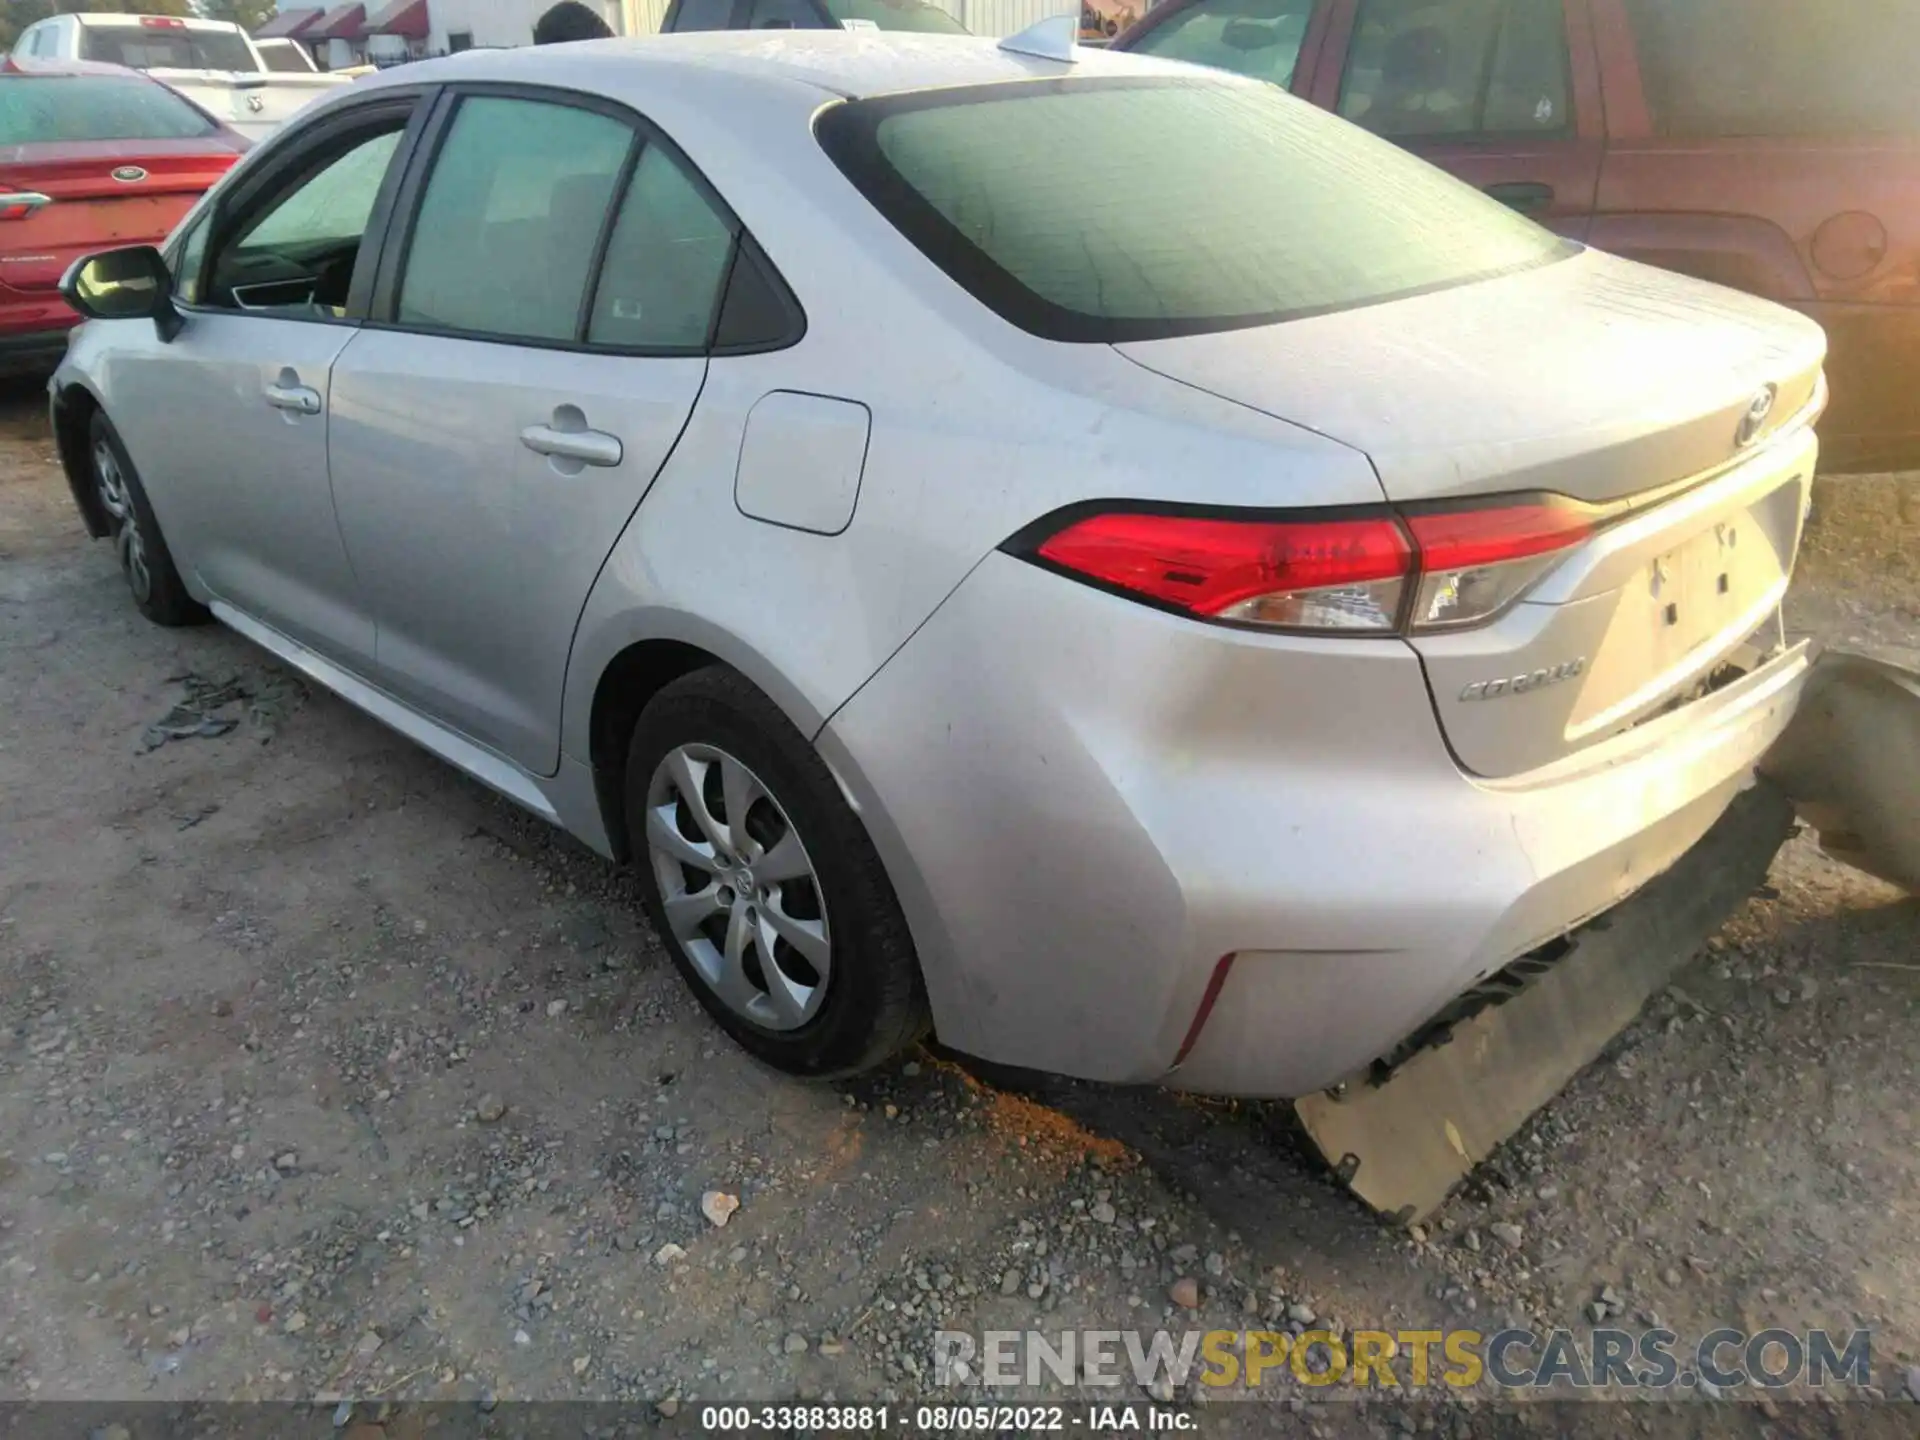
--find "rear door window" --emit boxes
[1337,0,1570,140]
[1622,0,1918,137]
[1124,0,1317,89]
[587,143,737,349]
[397,96,633,343]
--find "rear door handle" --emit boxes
[1483,181,1555,214]
[520,422,623,468]
[264,382,322,415]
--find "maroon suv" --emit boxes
[1114,0,1918,473]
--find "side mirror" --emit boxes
[60,245,182,340]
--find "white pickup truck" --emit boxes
[9,13,352,142]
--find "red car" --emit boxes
[1114,0,1919,474]
[0,58,246,377]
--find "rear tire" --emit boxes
[88,411,208,628]
[625,666,929,1078]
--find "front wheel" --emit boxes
[89,412,208,627]
[625,666,929,1077]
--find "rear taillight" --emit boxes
[1035,511,1412,632]
[1016,498,1598,635]
[141,14,188,26]
[1403,501,1594,631]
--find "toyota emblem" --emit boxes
[111,165,148,183]
[1735,386,1777,448]
[246,93,265,112]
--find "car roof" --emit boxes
[366,31,1201,103]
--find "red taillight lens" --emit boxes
[0,193,50,222]
[141,14,188,26]
[1034,511,1414,632]
[1019,497,1600,635]
[1404,502,1594,630]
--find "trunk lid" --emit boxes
[0,140,238,294]
[1116,249,1825,506]
[1117,249,1829,777]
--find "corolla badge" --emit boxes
[1460,658,1587,702]
[1736,385,1777,448]
[110,166,148,183]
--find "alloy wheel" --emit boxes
[93,438,129,521]
[93,438,150,604]
[644,743,831,1031]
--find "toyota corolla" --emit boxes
[49,31,1875,1216]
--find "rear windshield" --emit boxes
[0,75,218,145]
[816,76,1571,343]
[80,24,260,72]
[259,42,317,73]
[823,0,968,33]
[1624,0,1919,137]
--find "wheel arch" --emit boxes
[51,380,109,539]
[580,621,830,863]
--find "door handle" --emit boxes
[1483,181,1555,214]
[520,422,622,468]
[264,382,322,415]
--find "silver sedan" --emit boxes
[52,33,1831,1123]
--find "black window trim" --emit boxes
[367,79,804,359]
[1335,0,1578,148]
[174,87,438,328]
[815,72,1575,345]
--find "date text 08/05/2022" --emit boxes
[697,1404,1193,1432]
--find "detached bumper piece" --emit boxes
[1295,780,1795,1225]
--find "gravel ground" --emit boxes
[1,376,1917,1435]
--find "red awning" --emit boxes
[369,0,429,39]
[309,2,368,40]
[254,6,326,39]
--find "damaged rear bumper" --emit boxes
[1295,645,1919,1221]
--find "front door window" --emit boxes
[198,120,408,318]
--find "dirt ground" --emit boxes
[1,374,1917,1434]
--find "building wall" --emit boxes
[618,0,670,35]
[951,0,1066,36]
